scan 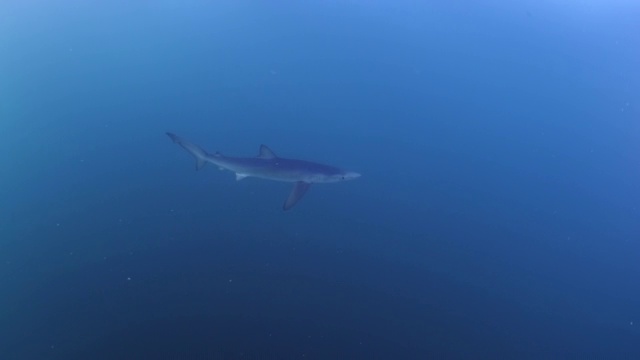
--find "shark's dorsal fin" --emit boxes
[258,145,277,159]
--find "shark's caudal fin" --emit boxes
[166,132,208,170]
[284,181,311,211]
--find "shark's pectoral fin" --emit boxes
[284,181,311,211]
[235,173,248,181]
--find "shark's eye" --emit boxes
[341,176,345,180]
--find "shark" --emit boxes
[166,132,360,210]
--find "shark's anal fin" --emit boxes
[235,173,248,181]
[258,145,277,159]
[284,181,311,211]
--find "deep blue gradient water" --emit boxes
[1,1,639,359]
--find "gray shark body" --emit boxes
[167,132,360,210]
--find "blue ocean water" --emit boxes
[1,1,639,358]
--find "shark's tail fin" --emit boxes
[166,132,209,170]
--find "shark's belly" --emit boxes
[216,158,317,183]
[250,172,304,182]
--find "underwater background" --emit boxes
[1,1,639,359]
